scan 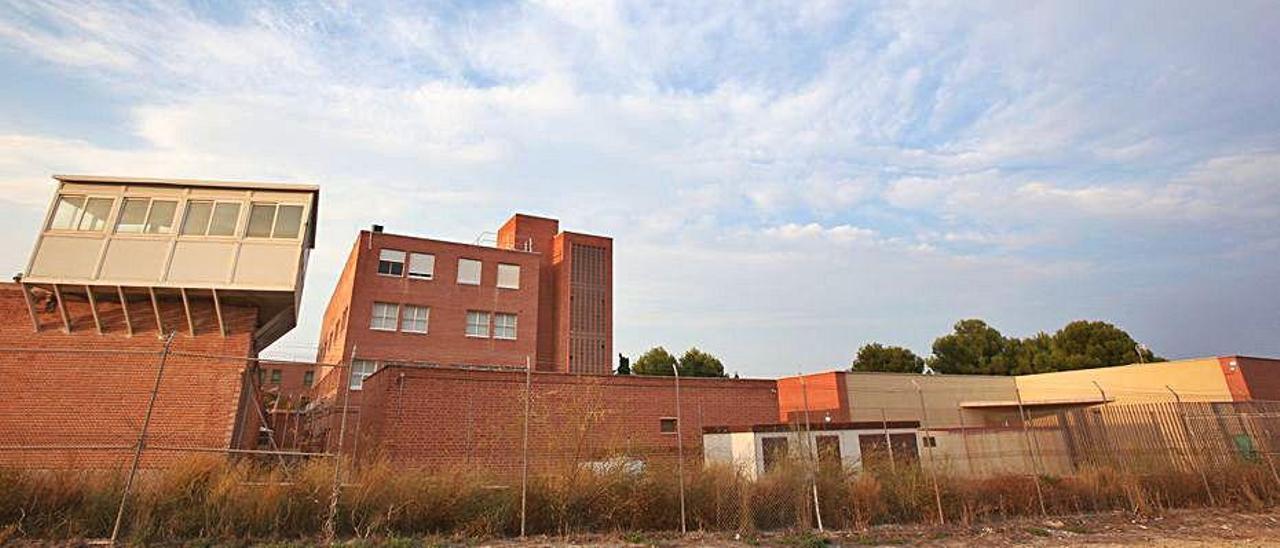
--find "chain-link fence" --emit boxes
[2,344,1279,543]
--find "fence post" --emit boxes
[324,349,356,544]
[956,404,975,476]
[1166,385,1215,505]
[1090,381,1121,470]
[910,380,945,525]
[1014,385,1047,516]
[881,408,896,472]
[672,362,687,534]
[798,374,823,532]
[520,356,531,538]
[110,331,176,545]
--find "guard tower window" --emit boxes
[117,198,177,234]
[246,202,304,239]
[181,201,242,236]
[49,195,114,231]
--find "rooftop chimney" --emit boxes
[371,224,384,233]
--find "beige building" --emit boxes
[20,174,319,350]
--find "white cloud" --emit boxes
[0,1,1278,370]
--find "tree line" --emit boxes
[617,346,730,377]
[617,319,1162,378]
[852,319,1163,376]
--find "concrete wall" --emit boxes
[1014,358,1237,404]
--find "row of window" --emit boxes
[48,194,304,240]
[370,302,517,339]
[377,248,520,289]
[257,368,316,387]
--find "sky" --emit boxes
[0,1,1277,376]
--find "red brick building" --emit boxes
[315,214,613,395]
[0,175,319,468]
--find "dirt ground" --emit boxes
[9,508,1279,546]
[495,508,1280,547]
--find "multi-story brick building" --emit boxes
[0,174,318,467]
[315,214,613,393]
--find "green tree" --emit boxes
[1006,332,1057,376]
[1049,320,1163,370]
[928,319,1016,375]
[850,343,925,373]
[615,353,631,375]
[678,347,728,377]
[632,346,678,375]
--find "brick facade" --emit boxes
[318,230,543,371]
[357,365,779,475]
[0,283,258,468]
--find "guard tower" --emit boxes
[19,175,319,353]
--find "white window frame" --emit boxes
[370,302,399,331]
[401,305,429,334]
[408,252,435,280]
[493,312,517,340]
[116,197,178,234]
[244,202,305,239]
[349,359,378,390]
[497,263,520,290]
[378,249,406,277]
[48,195,115,232]
[465,310,490,338]
[457,258,482,286]
[180,200,242,237]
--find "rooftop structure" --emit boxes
[20,174,319,351]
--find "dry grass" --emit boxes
[1,455,1278,543]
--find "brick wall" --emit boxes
[1236,356,1280,401]
[0,283,257,468]
[357,366,779,476]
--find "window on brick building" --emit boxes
[402,305,429,333]
[303,370,315,387]
[370,302,399,331]
[48,195,114,231]
[457,258,482,285]
[408,252,434,279]
[659,417,678,433]
[497,264,520,289]
[493,312,517,340]
[270,369,282,384]
[465,310,490,338]
[378,249,406,276]
[349,359,378,390]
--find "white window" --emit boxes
[377,249,405,276]
[181,201,241,236]
[408,253,435,279]
[457,258,482,285]
[497,264,520,289]
[465,310,490,338]
[48,195,114,231]
[116,198,177,234]
[370,302,399,331]
[349,359,378,390]
[245,202,304,239]
[402,305,429,333]
[493,313,517,340]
